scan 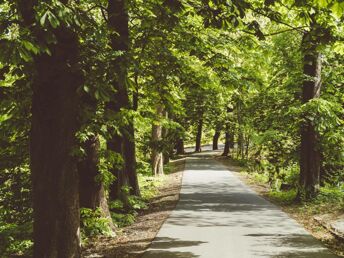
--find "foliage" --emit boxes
[0,222,32,257]
[80,208,114,239]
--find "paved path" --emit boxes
[143,152,337,258]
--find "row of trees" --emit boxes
[0,0,343,256]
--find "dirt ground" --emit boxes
[216,155,344,257]
[83,158,185,258]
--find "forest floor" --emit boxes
[217,155,344,257]
[83,158,185,258]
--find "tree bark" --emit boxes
[222,106,233,156]
[212,131,220,150]
[162,111,171,164]
[24,12,82,258]
[107,0,140,198]
[222,132,230,156]
[78,136,113,227]
[123,122,140,195]
[195,118,203,152]
[19,1,82,256]
[152,105,164,176]
[78,136,102,210]
[299,28,322,199]
[176,138,185,155]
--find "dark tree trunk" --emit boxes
[162,111,171,164]
[229,130,235,148]
[78,136,113,227]
[123,123,140,195]
[21,5,82,257]
[176,138,185,155]
[222,106,233,156]
[107,133,128,201]
[212,131,220,150]
[107,0,140,198]
[222,132,230,156]
[78,136,102,209]
[299,29,322,199]
[237,131,244,159]
[195,119,203,152]
[19,1,82,256]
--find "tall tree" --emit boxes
[18,0,83,256]
[151,104,165,176]
[107,0,140,199]
[299,22,322,198]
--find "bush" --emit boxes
[0,222,33,256]
[80,208,114,239]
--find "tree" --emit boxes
[18,0,83,256]
[107,0,140,199]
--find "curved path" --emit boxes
[143,152,337,258]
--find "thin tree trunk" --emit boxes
[107,133,128,201]
[152,105,164,176]
[222,132,230,156]
[299,28,322,199]
[195,118,203,152]
[78,136,102,210]
[123,122,140,195]
[245,137,250,159]
[229,130,235,148]
[78,136,113,227]
[21,4,82,256]
[212,131,220,150]
[162,111,171,164]
[107,0,140,197]
[222,106,233,156]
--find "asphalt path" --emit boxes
[143,151,337,258]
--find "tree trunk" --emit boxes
[19,1,82,256]
[195,118,203,152]
[28,18,82,258]
[222,107,233,156]
[245,137,250,159]
[212,131,220,150]
[162,111,171,164]
[123,122,140,195]
[107,0,140,197]
[229,130,235,148]
[237,131,244,159]
[78,136,102,210]
[176,138,185,155]
[107,133,128,200]
[152,105,164,176]
[222,132,230,156]
[299,29,322,199]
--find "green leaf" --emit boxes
[40,12,48,26]
[47,12,60,28]
[331,2,344,18]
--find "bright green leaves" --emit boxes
[332,41,344,55]
[330,1,344,18]
[290,98,343,140]
[196,0,246,29]
[40,10,60,28]
[36,0,80,29]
